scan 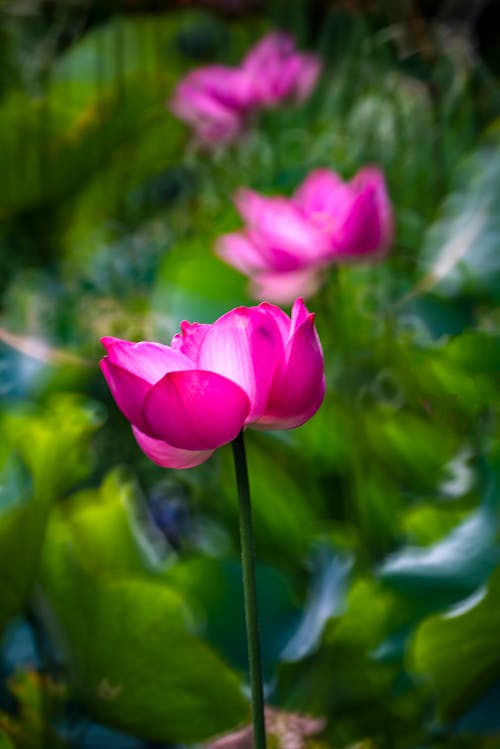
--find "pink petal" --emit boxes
[171,321,210,361]
[250,267,325,305]
[294,166,394,260]
[215,232,269,275]
[245,228,308,272]
[169,64,261,144]
[289,296,310,336]
[257,298,311,345]
[350,166,394,250]
[263,55,320,104]
[235,189,329,265]
[169,76,245,144]
[257,302,292,343]
[259,57,303,105]
[350,165,387,193]
[171,65,253,113]
[170,84,233,125]
[332,187,385,258]
[197,306,284,421]
[132,426,214,469]
[294,169,348,216]
[258,311,325,430]
[242,33,320,106]
[142,369,250,451]
[199,66,258,109]
[243,32,295,73]
[100,337,193,385]
[293,54,322,102]
[100,360,152,432]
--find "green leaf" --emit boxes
[361,407,458,494]
[412,568,500,722]
[40,513,248,743]
[218,433,323,563]
[0,732,14,749]
[0,395,102,632]
[277,578,418,738]
[51,15,180,107]
[165,556,300,680]
[446,331,500,375]
[379,507,500,599]
[418,143,500,301]
[3,394,102,499]
[401,504,469,546]
[0,450,36,632]
[281,548,352,663]
[452,679,500,736]
[153,232,247,326]
[61,470,159,577]
[0,15,183,215]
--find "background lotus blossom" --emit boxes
[100,299,324,469]
[169,31,321,144]
[240,32,322,107]
[216,166,394,303]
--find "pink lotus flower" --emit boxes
[240,31,321,108]
[169,65,254,144]
[169,31,321,144]
[100,299,324,469]
[216,166,394,303]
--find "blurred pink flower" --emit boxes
[216,166,394,303]
[169,31,321,144]
[169,65,254,144]
[295,166,394,259]
[241,31,321,107]
[100,299,324,469]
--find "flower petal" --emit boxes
[170,65,253,113]
[132,426,214,469]
[243,32,295,73]
[235,189,330,265]
[197,306,284,421]
[215,232,269,275]
[191,65,257,110]
[241,32,320,106]
[289,296,310,336]
[257,302,292,343]
[294,168,348,217]
[100,360,152,432]
[333,187,385,258]
[350,166,394,251]
[171,321,210,361]
[259,310,325,429]
[293,53,322,102]
[142,369,250,450]
[101,337,193,384]
[169,79,244,144]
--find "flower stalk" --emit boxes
[231,429,267,749]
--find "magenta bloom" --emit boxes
[100,299,324,469]
[240,31,321,108]
[169,65,253,144]
[216,166,394,303]
[169,31,321,144]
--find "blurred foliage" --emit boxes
[0,0,499,748]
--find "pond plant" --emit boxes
[101,298,325,749]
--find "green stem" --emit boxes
[231,430,267,749]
